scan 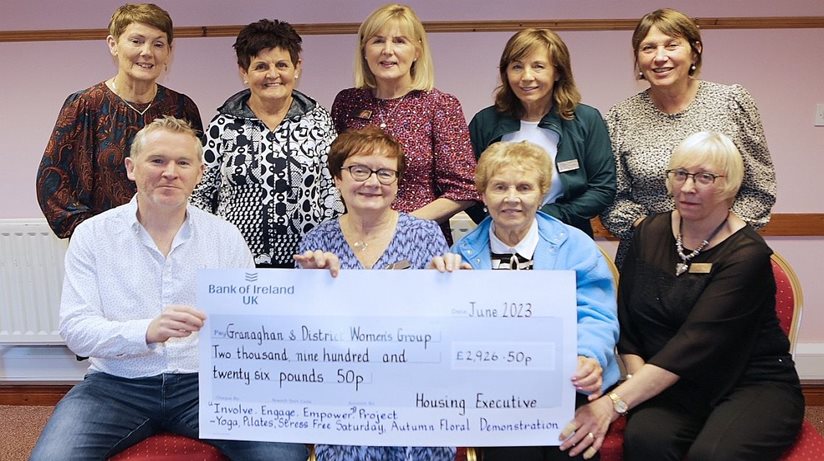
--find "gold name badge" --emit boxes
[689,263,712,274]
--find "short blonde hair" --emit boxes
[130,116,202,161]
[632,8,703,78]
[108,3,174,45]
[354,3,434,91]
[667,131,744,202]
[495,28,581,121]
[475,141,552,195]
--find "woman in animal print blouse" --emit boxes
[599,8,776,267]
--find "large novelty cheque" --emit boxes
[198,269,577,447]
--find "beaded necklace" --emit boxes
[675,212,729,276]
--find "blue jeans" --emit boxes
[30,372,308,461]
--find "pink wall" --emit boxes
[2,0,823,342]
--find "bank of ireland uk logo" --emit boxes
[243,273,259,304]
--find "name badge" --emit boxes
[689,263,712,274]
[557,159,580,173]
[356,109,373,120]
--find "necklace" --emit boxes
[675,212,729,276]
[376,93,407,129]
[111,79,156,116]
[342,216,373,253]
[342,212,397,256]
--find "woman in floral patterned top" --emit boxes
[332,3,479,243]
[36,4,202,238]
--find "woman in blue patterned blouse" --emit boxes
[295,126,453,461]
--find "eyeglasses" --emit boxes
[343,164,399,185]
[666,169,725,186]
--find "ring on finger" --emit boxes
[587,432,595,440]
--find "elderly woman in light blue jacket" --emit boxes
[432,140,619,461]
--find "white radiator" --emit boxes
[0,219,67,344]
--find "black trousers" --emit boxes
[623,381,804,461]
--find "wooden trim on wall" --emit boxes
[802,380,824,406]
[761,213,824,237]
[2,16,824,43]
[592,213,824,240]
[3,381,823,406]
[0,385,72,406]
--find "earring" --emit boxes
[690,64,696,71]
[638,71,645,80]
[243,80,248,85]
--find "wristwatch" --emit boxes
[608,392,628,416]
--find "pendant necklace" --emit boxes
[343,216,371,253]
[344,213,396,254]
[111,79,156,116]
[376,92,407,129]
[675,212,729,276]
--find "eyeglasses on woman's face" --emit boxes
[666,169,725,187]
[343,164,399,185]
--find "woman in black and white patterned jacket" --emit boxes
[600,8,776,267]
[192,19,344,267]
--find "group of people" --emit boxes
[30,3,801,461]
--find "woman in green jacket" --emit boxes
[468,28,615,237]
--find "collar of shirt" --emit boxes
[489,218,539,259]
[125,195,194,254]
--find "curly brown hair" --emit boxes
[234,19,302,70]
